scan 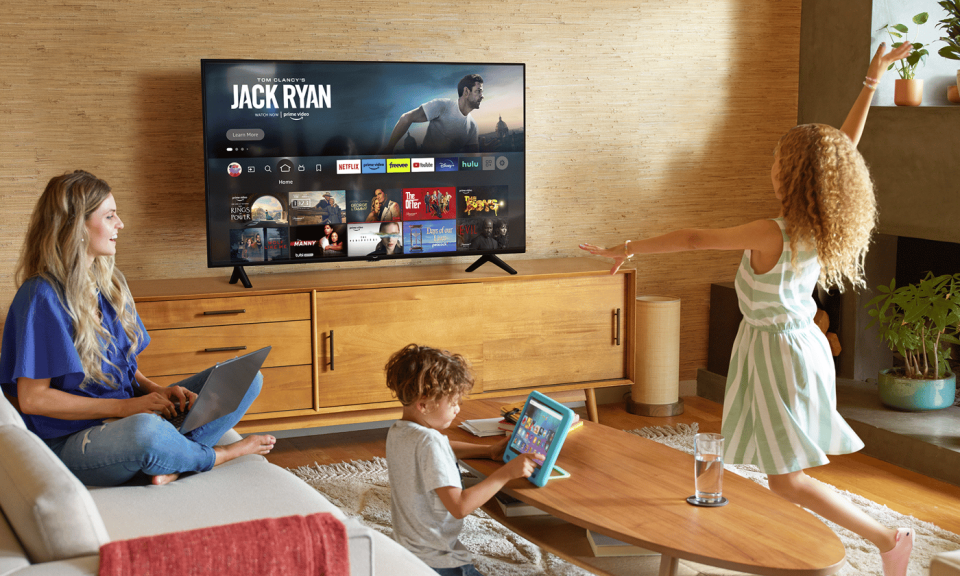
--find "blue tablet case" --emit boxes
[502,390,576,487]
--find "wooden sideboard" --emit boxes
[127,258,636,433]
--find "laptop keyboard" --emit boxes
[165,408,190,428]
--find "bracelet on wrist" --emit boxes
[623,239,633,259]
[863,80,877,90]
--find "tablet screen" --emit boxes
[508,396,564,466]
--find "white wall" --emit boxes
[871,0,960,106]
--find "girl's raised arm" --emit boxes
[840,42,912,146]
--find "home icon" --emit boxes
[280,164,291,173]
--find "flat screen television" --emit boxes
[200,59,525,287]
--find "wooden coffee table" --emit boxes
[446,400,846,576]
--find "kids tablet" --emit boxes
[502,390,576,487]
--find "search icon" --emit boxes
[264,165,271,172]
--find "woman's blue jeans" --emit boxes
[46,369,262,486]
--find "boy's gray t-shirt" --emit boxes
[386,419,471,568]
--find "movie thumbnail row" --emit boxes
[230,218,512,263]
[228,186,508,229]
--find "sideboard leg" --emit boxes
[659,554,679,576]
[584,388,599,423]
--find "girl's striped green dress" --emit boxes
[721,218,863,475]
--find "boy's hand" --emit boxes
[488,438,509,461]
[502,452,540,480]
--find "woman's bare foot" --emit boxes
[213,434,276,467]
[151,472,180,486]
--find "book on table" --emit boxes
[585,529,658,557]
[493,492,549,517]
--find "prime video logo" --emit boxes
[362,159,386,173]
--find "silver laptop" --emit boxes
[166,346,271,434]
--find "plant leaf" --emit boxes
[913,13,929,25]
[893,23,910,33]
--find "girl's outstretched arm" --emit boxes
[580,219,782,275]
[840,41,912,146]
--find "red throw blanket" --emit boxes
[99,512,348,576]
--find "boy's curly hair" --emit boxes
[776,123,877,291]
[385,344,474,406]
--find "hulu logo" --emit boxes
[460,159,481,170]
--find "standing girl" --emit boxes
[580,42,914,576]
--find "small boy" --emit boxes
[384,344,539,576]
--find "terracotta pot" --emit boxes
[894,79,924,106]
[949,85,960,104]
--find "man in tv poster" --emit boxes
[365,188,401,222]
[320,192,346,224]
[380,74,484,154]
[468,218,498,251]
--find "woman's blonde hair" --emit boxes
[16,170,143,389]
[776,123,877,291]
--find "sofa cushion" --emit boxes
[0,395,26,429]
[931,549,960,576]
[0,426,110,563]
[98,512,348,576]
[89,459,347,540]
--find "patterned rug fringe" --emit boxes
[625,422,699,439]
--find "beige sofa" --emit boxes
[0,396,434,575]
[933,550,960,576]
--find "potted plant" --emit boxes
[878,12,931,106]
[866,272,960,411]
[936,0,960,102]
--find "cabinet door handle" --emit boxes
[203,309,247,315]
[204,346,247,352]
[328,330,335,371]
[614,308,621,346]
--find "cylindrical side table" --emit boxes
[626,295,684,417]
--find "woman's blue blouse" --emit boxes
[0,277,150,438]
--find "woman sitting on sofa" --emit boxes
[0,170,276,487]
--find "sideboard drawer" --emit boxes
[137,293,310,330]
[138,320,311,377]
[150,364,313,414]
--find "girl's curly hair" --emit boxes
[776,123,877,291]
[384,344,474,406]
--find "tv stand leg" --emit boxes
[230,266,253,288]
[465,254,517,275]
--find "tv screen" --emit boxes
[200,59,525,281]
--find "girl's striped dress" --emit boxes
[721,218,864,475]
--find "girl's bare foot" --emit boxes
[152,473,180,486]
[213,434,276,467]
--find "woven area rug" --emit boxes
[290,424,960,576]
[628,423,960,576]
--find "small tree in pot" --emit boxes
[866,272,960,410]
[936,0,960,102]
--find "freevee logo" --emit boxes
[436,158,458,172]
[459,158,481,171]
[412,158,435,172]
[387,158,411,173]
[362,159,386,174]
[337,159,361,174]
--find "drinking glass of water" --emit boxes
[693,433,724,504]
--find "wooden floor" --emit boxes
[265,395,960,537]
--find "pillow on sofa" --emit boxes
[0,395,26,429]
[0,425,110,563]
[98,512,348,576]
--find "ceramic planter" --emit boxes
[894,79,924,106]
[878,368,956,411]
[952,71,960,104]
